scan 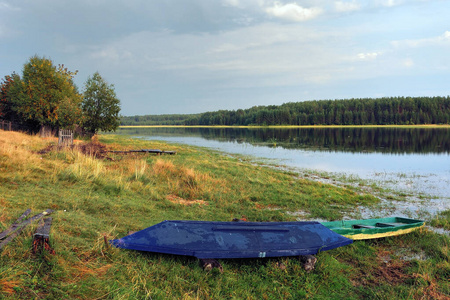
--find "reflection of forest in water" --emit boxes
[116,127,450,154]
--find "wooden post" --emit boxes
[32,218,55,255]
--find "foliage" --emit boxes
[82,72,121,134]
[121,113,201,126]
[7,56,82,132]
[0,73,21,121]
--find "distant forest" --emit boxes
[121,114,201,126]
[121,96,450,126]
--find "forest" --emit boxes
[121,114,200,126]
[122,96,450,126]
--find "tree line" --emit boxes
[120,97,450,126]
[184,97,450,126]
[1,55,121,135]
[121,114,201,126]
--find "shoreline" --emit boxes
[119,124,450,129]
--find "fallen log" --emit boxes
[108,149,176,155]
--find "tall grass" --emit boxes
[0,131,48,180]
[58,151,105,182]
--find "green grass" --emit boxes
[430,210,450,231]
[0,131,448,299]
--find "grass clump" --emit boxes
[430,209,450,230]
[0,131,448,299]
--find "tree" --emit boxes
[82,72,121,134]
[9,56,82,133]
[0,72,21,121]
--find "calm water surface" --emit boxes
[117,127,450,216]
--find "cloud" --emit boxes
[265,2,322,22]
[334,1,361,12]
[391,31,450,48]
[357,52,380,60]
[402,58,414,67]
[376,0,404,7]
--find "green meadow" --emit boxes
[0,130,448,299]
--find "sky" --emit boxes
[1,0,449,116]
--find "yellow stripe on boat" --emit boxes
[343,224,425,240]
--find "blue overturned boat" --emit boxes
[110,220,353,259]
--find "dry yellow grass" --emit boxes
[0,133,219,202]
[0,277,21,295]
[62,150,105,181]
[166,194,208,206]
[0,130,48,173]
[151,158,215,199]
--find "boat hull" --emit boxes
[321,217,425,240]
[110,220,353,259]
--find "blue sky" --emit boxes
[1,0,449,116]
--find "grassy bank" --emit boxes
[0,131,448,299]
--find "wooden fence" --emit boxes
[58,129,73,146]
[0,120,12,131]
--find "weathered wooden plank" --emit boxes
[108,149,176,155]
[0,209,32,240]
[34,217,52,237]
[0,209,53,250]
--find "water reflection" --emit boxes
[117,127,450,154]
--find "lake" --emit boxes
[116,127,450,218]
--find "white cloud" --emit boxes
[357,52,380,60]
[391,31,450,48]
[265,2,322,22]
[334,1,361,12]
[376,0,404,7]
[403,58,414,67]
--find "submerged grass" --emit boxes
[0,131,448,299]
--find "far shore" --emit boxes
[119,124,450,129]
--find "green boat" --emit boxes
[321,217,425,240]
